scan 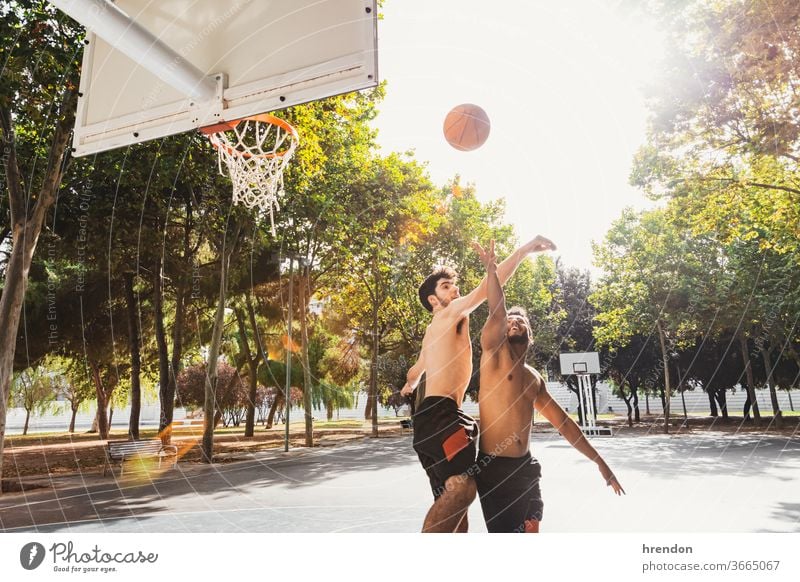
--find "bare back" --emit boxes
[419,312,473,406]
[478,345,545,457]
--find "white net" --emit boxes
[206,115,299,232]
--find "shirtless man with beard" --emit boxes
[401,235,556,532]
[474,240,624,533]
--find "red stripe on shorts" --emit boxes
[442,428,470,462]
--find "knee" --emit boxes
[444,474,476,505]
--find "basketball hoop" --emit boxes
[201,114,299,233]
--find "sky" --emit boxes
[371,0,665,273]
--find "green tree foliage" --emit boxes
[57,357,98,433]
[10,365,60,435]
[619,0,800,424]
[0,0,83,488]
[592,208,709,431]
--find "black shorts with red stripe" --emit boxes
[475,451,543,532]
[412,396,478,499]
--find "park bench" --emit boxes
[400,419,413,432]
[104,439,179,477]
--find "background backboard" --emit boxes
[72,0,378,156]
[559,352,601,375]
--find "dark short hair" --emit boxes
[418,266,457,312]
[508,306,534,346]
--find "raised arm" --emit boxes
[475,240,506,352]
[447,235,556,318]
[533,383,625,495]
[400,352,425,396]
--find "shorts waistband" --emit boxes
[478,450,538,464]
[416,395,460,413]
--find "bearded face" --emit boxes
[507,315,530,346]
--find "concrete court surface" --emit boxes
[0,431,798,533]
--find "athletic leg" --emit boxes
[455,511,469,533]
[422,474,476,533]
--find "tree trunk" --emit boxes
[202,220,241,463]
[743,387,752,419]
[298,267,314,447]
[0,230,31,489]
[631,382,640,422]
[656,319,671,434]
[167,198,192,435]
[759,345,782,423]
[738,333,761,424]
[89,409,99,433]
[165,286,186,439]
[89,361,110,440]
[621,381,633,427]
[246,292,278,429]
[677,365,687,420]
[153,255,172,441]
[327,401,334,421]
[371,302,380,438]
[266,394,284,428]
[680,389,687,420]
[717,389,729,419]
[69,406,78,433]
[708,389,718,417]
[645,393,650,415]
[365,393,374,420]
[565,377,583,424]
[124,272,141,439]
[23,409,30,436]
[0,88,76,493]
[235,307,258,438]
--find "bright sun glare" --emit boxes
[374,0,665,272]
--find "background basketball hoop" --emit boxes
[201,114,300,232]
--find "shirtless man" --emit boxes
[401,235,556,533]
[474,240,624,533]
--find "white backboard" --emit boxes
[559,352,600,375]
[73,0,378,156]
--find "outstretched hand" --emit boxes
[599,463,625,496]
[472,239,497,271]
[525,235,557,253]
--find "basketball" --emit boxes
[443,103,491,151]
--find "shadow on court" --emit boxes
[0,432,797,533]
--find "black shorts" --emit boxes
[475,451,543,532]
[412,396,478,499]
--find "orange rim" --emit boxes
[201,114,299,159]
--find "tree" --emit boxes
[270,88,389,444]
[630,0,800,427]
[58,358,96,433]
[177,361,247,428]
[10,365,59,435]
[0,0,81,490]
[603,335,660,426]
[592,208,705,433]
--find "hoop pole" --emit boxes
[284,257,294,452]
[578,374,596,429]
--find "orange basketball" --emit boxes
[443,103,491,151]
